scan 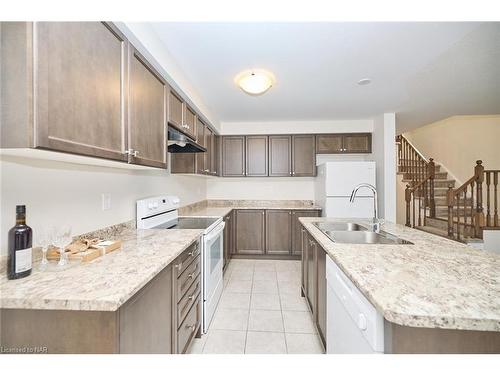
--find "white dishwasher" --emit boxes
[326,257,384,353]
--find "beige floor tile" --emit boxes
[203,330,247,354]
[225,279,252,293]
[248,309,284,332]
[211,308,249,331]
[280,292,309,311]
[219,292,251,309]
[230,268,254,281]
[253,270,277,281]
[285,333,324,354]
[245,331,287,354]
[278,279,302,294]
[186,333,209,354]
[254,262,276,272]
[250,293,281,310]
[275,260,300,271]
[252,279,279,294]
[277,270,301,282]
[282,310,316,333]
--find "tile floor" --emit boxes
[187,259,325,354]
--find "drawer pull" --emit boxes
[188,273,194,279]
[186,324,196,332]
[188,294,196,301]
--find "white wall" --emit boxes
[220,119,373,135]
[371,113,396,222]
[0,156,206,255]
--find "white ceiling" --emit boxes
[151,22,500,132]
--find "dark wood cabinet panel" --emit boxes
[316,134,343,154]
[301,226,308,298]
[168,90,183,130]
[204,127,214,174]
[246,136,269,176]
[235,210,265,255]
[195,119,206,174]
[128,47,167,168]
[291,210,321,255]
[35,22,127,161]
[223,212,233,270]
[269,135,292,177]
[344,133,372,153]
[306,236,317,317]
[316,247,327,347]
[292,135,316,176]
[184,105,196,139]
[222,136,246,176]
[265,210,292,255]
[119,264,173,354]
[171,153,196,173]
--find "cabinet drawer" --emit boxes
[177,275,201,327]
[177,255,200,302]
[173,241,200,278]
[177,298,200,354]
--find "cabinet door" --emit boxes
[184,105,196,139]
[269,135,292,176]
[195,119,206,174]
[128,47,167,168]
[292,135,316,176]
[223,214,231,270]
[306,237,317,316]
[301,228,308,298]
[265,210,292,255]
[246,136,268,176]
[222,136,245,176]
[119,264,172,353]
[235,210,265,255]
[291,210,321,255]
[171,153,195,173]
[315,134,343,154]
[168,90,184,130]
[343,133,372,153]
[214,135,221,176]
[204,127,214,174]
[36,22,127,161]
[316,247,327,347]
[210,130,217,175]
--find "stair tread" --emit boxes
[416,225,449,237]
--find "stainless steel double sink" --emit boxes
[313,221,413,245]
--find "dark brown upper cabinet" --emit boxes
[269,135,292,177]
[234,210,265,255]
[265,210,292,255]
[292,135,316,176]
[34,22,128,161]
[246,136,269,176]
[184,105,196,139]
[128,47,167,168]
[222,136,246,176]
[168,90,184,131]
[195,119,206,174]
[316,133,371,154]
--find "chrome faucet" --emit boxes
[349,183,381,232]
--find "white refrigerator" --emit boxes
[315,161,376,218]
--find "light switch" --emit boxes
[101,193,111,211]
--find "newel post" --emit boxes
[428,158,436,218]
[405,184,411,227]
[474,160,485,238]
[447,186,455,238]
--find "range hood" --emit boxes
[167,127,206,153]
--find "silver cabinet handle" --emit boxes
[133,150,139,157]
[186,324,196,332]
[188,294,196,301]
[188,273,194,279]
[125,148,134,155]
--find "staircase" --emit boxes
[396,135,500,243]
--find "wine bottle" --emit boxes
[7,205,33,280]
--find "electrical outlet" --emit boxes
[101,193,111,211]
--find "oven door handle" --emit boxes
[204,221,225,243]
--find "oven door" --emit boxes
[202,221,225,333]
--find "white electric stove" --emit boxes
[136,196,224,334]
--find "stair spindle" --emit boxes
[494,171,498,227]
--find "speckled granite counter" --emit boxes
[179,199,322,218]
[299,217,500,332]
[0,228,202,311]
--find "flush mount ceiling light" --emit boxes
[235,69,275,96]
[357,78,372,86]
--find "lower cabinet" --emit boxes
[301,227,327,349]
[265,210,292,255]
[223,212,234,269]
[235,209,266,255]
[292,210,321,255]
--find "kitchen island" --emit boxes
[299,217,500,353]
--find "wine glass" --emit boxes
[37,226,54,271]
[54,225,72,267]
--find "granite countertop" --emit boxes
[180,200,322,218]
[0,228,203,311]
[299,217,500,332]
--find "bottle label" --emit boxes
[15,247,32,273]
